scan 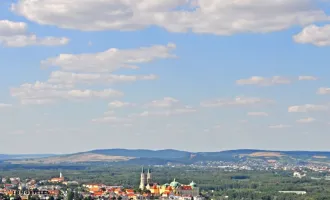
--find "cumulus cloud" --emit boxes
[92,97,196,124]
[236,76,291,86]
[91,116,131,124]
[137,106,197,117]
[247,112,269,116]
[146,97,179,108]
[132,97,196,117]
[0,20,68,47]
[108,101,136,108]
[201,96,274,107]
[48,71,157,85]
[296,117,316,123]
[0,20,26,36]
[298,76,318,81]
[293,24,330,46]
[10,81,123,105]
[269,124,291,129]
[41,43,176,73]
[11,43,174,105]
[237,75,318,86]
[11,0,330,35]
[317,87,330,95]
[288,104,329,112]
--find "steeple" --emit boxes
[147,168,152,184]
[139,166,147,190]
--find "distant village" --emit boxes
[0,168,204,200]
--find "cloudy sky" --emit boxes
[1,0,330,154]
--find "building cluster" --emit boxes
[139,168,200,199]
[0,169,204,200]
[0,173,64,200]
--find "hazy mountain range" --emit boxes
[2,149,330,165]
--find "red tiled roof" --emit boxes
[180,186,192,190]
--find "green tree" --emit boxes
[67,191,74,200]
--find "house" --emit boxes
[293,171,306,179]
[49,172,64,183]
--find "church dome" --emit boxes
[190,181,197,188]
[170,179,180,187]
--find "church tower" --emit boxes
[139,167,147,190]
[147,168,152,184]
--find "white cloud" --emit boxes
[91,116,131,124]
[288,104,329,112]
[146,97,179,108]
[10,81,123,105]
[298,76,318,81]
[269,124,291,129]
[247,112,269,116]
[0,103,12,108]
[12,0,330,35]
[293,24,330,46]
[317,87,330,95]
[11,43,173,106]
[0,20,69,47]
[20,99,56,105]
[201,96,274,107]
[296,117,316,123]
[48,71,157,85]
[20,81,74,90]
[41,43,176,73]
[132,98,196,117]
[104,110,116,116]
[236,76,291,86]
[137,106,197,117]
[0,20,26,36]
[108,101,135,108]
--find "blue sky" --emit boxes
[1,0,330,154]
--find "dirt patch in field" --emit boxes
[313,156,327,159]
[247,152,284,157]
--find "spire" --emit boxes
[60,171,62,178]
[141,166,144,173]
[147,168,150,173]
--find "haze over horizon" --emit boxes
[1,0,330,154]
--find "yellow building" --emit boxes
[145,179,199,197]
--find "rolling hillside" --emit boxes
[0,154,56,161]
[4,149,330,165]
[8,153,134,164]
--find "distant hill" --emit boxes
[87,149,190,159]
[4,149,330,165]
[0,154,56,161]
[8,153,133,164]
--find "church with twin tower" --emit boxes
[139,167,152,190]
